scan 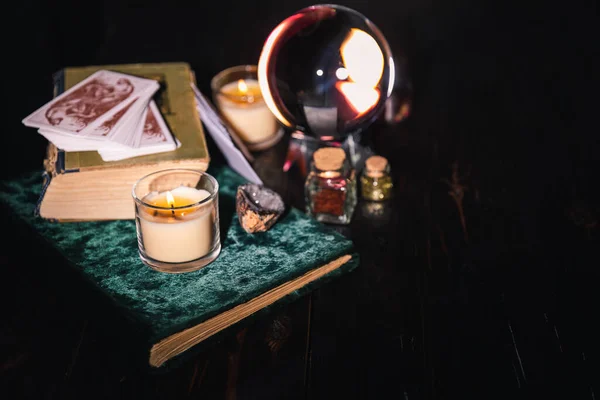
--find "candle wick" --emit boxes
[170,203,175,216]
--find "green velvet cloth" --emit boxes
[0,164,359,369]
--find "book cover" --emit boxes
[0,164,360,370]
[37,62,210,221]
[53,62,209,171]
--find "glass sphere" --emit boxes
[258,4,395,142]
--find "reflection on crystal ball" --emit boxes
[258,4,395,142]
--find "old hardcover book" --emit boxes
[0,164,359,370]
[37,62,210,221]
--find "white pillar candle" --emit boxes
[215,78,279,144]
[138,186,215,263]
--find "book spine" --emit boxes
[34,170,52,218]
[51,69,67,174]
[35,70,67,218]
[52,68,65,97]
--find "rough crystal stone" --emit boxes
[236,183,285,233]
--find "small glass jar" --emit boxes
[360,155,393,201]
[304,147,357,224]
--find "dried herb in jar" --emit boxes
[304,147,357,225]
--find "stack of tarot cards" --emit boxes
[22,69,180,162]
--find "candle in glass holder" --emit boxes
[138,186,213,263]
[132,169,220,273]
[212,65,281,150]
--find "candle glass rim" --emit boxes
[132,168,219,210]
[211,64,259,102]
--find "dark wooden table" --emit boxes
[3,1,598,399]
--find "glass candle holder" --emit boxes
[211,64,283,151]
[132,169,220,273]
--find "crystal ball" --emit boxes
[258,4,395,142]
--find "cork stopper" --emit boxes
[365,155,388,178]
[313,147,346,171]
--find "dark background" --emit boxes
[7,0,599,182]
[3,0,599,399]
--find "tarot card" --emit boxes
[37,125,138,152]
[22,70,159,138]
[82,81,158,145]
[138,100,176,147]
[191,84,262,184]
[38,97,146,150]
[38,129,105,152]
[81,95,144,140]
[36,98,152,152]
[91,94,151,148]
[97,100,179,161]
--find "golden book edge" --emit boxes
[39,155,209,222]
[149,254,354,368]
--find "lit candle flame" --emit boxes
[237,79,248,94]
[166,191,175,208]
